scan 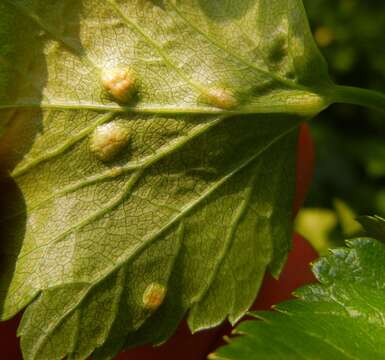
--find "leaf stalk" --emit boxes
[331,85,385,113]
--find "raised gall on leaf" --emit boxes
[90,122,130,162]
[101,67,137,102]
[142,283,166,311]
[203,87,238,109]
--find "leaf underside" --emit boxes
[212,217,385,360]
[0,1,331,359]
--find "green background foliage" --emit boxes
[293,0,385,252]
[304,0,385,217]
[212,217,385,360]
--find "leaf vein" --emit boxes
[165,1,305,92]
[105,0,209,97]
[192,168,259,304]
[12,112,116,177]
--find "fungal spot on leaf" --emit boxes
[142,283,166,311]
[203,88,238,109]
[101,67,137,102]
[90,122,130,162]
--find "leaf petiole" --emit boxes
[331,85,385,113]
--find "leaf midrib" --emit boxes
[0,92,327,116]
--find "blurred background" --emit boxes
[297,0,385,253]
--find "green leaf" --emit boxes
[212,230,385,359]
[0,1,332,359]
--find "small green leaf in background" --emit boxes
[333,198,362,236]
[295,207,338,254]
[295,198,363,254]
[212,216,385,360]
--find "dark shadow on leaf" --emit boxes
[0,176,27,317]
[0,3,47,319]
[197,0,255,21]
[150,0,165,9]
[0,0,84,322]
